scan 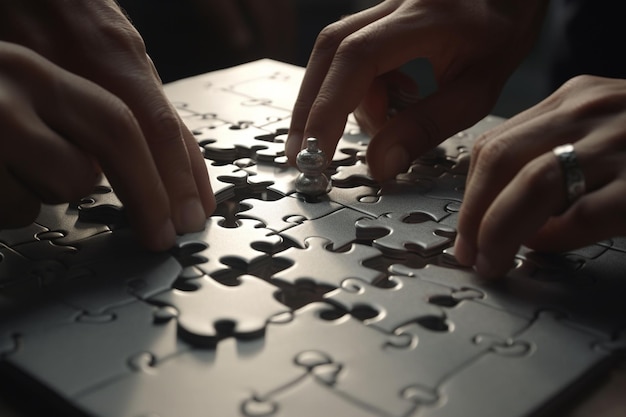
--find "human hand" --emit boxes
[286,0,548,181]
[188,0,296,63]
[454,75,626,278]
[0,0,215,250]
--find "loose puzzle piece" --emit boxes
[149,275,289,346]
[331,160,377,188]
[34,203,110,246]
[77,176,125,225]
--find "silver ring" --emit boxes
[552,144,586,204]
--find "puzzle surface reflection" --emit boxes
[0,60,625,417]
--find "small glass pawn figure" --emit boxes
[295,137,331,197]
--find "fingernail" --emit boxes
[475,253,497,279]
[155,218,176,251]
[453,234,476,266]
[178,198,207,233]
[383,145,410,180]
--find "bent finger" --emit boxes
[366,63,502,182]
[286,2,396,163]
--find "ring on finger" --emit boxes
[552,143,586,204]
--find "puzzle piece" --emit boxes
[237,157,301,196]
[204,159,247,202]
[273,237,384,289]
[356,212,456,257]
[177,216,283,276]
[77,176,125,225]
[419,311,611,417]
[0,223,48,247]
[325,275,447,333]
[330,160,377,187]
[196,123,273,162]
[242,352,382,417]
[238,194,342,232]
[35,203,110,246]
[53,230,182,314]
[149,275,289,346]
[280,208,372,250]
[7,300,186,398]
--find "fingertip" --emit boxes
[367,143,411,182]
[145,218,177,252]
[175,198,208,235]
[453,234,476,266]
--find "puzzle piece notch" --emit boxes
[238,194,342,233]
[77,176,125,226]
[149,275,289,347]
[356,212,456,258]
[176,216,283,276]
[280,208,372,251]
[325,275,447,333]
[419,310,612,417]
[272,236,384,290]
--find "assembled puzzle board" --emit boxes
[0,59,624,417]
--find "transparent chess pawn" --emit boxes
[295,137,331,197]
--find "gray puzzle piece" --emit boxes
[51,230,182,314]
[418,311,611,417]
[356,213,456,257]
[237,157,301,196]
[149,274,289,346]
[177,216,283,276]
[242,352,382,417]
[273,237,384,289]
[238,194,342,233]
[280,208,372,250]
[325,275,447,333]
[7,300,186,398]
[77,176,125,225]
[35,203,110,246]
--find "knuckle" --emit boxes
[555,75,626,118]
[335,29,378,65]
[473,136,514,175]
[314,21,347,53]
[149,104,183,146]
[92,16,147,56]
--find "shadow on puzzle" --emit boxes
[0,60,624,417]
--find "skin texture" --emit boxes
[286,0,548,182]
[455,75,626,278]
[0,0,216,251]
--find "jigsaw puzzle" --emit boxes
[0,59,624,417]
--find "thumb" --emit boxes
[366,66,503,182]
